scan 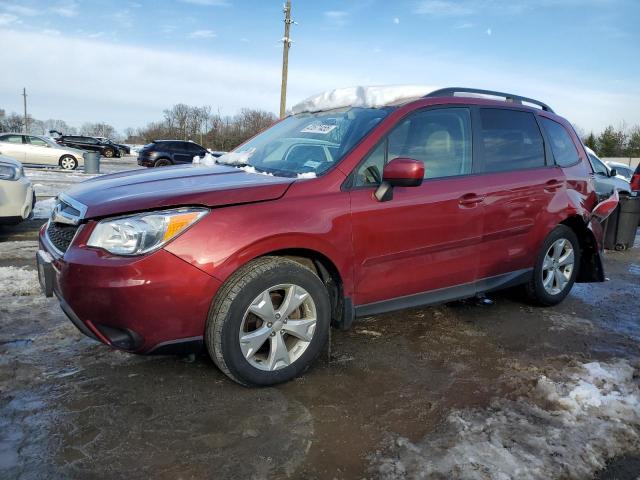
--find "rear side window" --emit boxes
[1,134,24,144]
[479,109,545,173]
[540,117,580,167]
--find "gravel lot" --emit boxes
[1,159,639,479]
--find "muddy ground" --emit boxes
[0,165,639,479]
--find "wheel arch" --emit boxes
[256,248,350,329]
[560,215,604,282]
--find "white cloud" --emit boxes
[0,29,353,130]
[393,17,400,24]
[189,29,217,39]
[0,13,19,26]
[50,1,79,18]
[42,29,61,36]
[455,22,474,29]
[1,4,40,16]
[414,0,474,16]
[88,32,105,39]
[486,27,492,35]
[178,0,230,5]
[324,10,349,26]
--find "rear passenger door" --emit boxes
[0,134,27,162]
[473,108,559,280]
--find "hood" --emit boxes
[0,154,22,167]
[64,164,294,219]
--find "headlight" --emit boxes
[0,162,21,181]
[87,207,208,255]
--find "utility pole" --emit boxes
[22,88,28,134]
[279,1,293,118]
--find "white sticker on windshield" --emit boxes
[301,123,337,134]
[304,160,321,168]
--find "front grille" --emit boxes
[47,222,79,253]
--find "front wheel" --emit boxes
[103,148,114,158]
[523,225,580,306]
[206,257,331,386]
[59,155,78,170]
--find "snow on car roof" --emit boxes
[291,85,439,114]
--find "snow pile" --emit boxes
[0,241,39,260]
[292,85,438,114]
[216,148,256,166]
[296,172,317,179]
[192,153,216,166]
[0,267,40,296]
[375,360,640,479]
[32,198,56,219]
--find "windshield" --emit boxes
[217,107,390,177]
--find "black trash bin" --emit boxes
[604,194,640,251]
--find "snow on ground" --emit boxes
[0,266,40,297]
[0,241,39,260]
[292,85,438,114]
[375,360,640,480]
[32,198,56,219]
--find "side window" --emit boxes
[354,108,472,186]
[589,155,608,175]
[1,134,24,144]
[28,136,48,147]
[479,109,545,173]
[540,117,580,167]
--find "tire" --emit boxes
[523,225,580,306]
[154,158,172,167]
[59,155,78,170]
[206,257,331,386]
[103,148,114,158]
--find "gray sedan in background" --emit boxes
[0,133,85,170]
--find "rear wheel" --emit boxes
[154,158,172,167]
[206,257,331,386]
[59,155,78,170]
[524,225,580,306]
[103,148,114,158]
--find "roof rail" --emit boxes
[425,87,554,113]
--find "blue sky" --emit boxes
[0,0,638,134]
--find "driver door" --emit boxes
[348,107,484,308]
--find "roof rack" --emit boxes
[425,87,554,113]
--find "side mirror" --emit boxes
[609,168,617,178]
[374,158,424,202]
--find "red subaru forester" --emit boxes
[37,87,617,386]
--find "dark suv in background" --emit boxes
[51,132,122,158]
[137,140,208,167]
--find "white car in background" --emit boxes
[585,147,631,199]
[0,155,34,225]
[604,161,634,182]
[0,133,85,170]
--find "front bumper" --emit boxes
[0,177,33,222]
[137,155,154,167]
[38,223,222,353]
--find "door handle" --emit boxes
[544,179,563,192]
[458,193,485,207]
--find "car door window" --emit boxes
[354,108,472,186]
[28,136,48,147]
[589,154,609,176]
[1,134,24,144]
[479,109,545,173]
[539,117,580,167]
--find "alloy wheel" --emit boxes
[239,283,317,371]
[541,238,575,295]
